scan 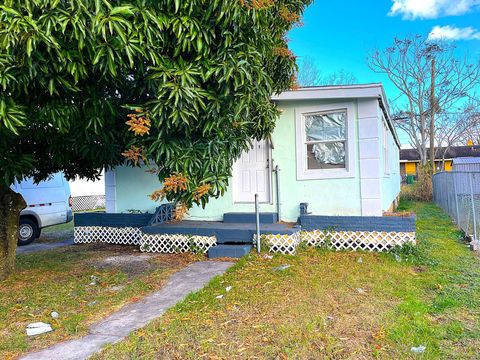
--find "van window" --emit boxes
[20,173,64,189]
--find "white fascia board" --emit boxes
[271,84,383,101]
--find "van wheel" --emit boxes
[18,218,39,246]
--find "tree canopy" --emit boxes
[0,0,311,208]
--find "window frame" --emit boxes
[295,102,355,180]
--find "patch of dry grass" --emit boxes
[0,244,196,359]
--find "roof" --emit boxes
[400,146,480,161]
[453,157,480,165]
[272,83,386,101]
[273,84,401,148]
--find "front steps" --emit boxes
[208,244,253,258]
[142,212,292,259]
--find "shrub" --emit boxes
[401,165,432,202]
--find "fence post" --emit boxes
[468,173,478,245]
[453,172,460,225]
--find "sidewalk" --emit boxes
[20,261,233,360]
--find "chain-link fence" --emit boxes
[432,171,479,245]
[72,195,106,212]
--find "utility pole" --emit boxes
[429,54,436,170]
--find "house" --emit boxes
[400,145,480,178]
[75,84,415,257]
[107,84,401,219]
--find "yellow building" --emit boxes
[400,146,479,178]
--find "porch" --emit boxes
[74,203,416,257]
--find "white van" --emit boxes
[10,173,73,246]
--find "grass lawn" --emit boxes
[94,201,480,359]
[0,245,196,359]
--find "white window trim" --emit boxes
[295,102,355,180]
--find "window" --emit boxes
[304,111,347,169]
[295,103,355,180]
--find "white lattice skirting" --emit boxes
[259,233,302,255]
[74,226,415,256]
[139,233,216,254]
[74,226,216,254]
[74,226,142,245]
[300,230,416,252]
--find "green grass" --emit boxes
[0,245,195,359]
[41,221,74,234]
[92,201,480,359]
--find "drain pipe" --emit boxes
[274,165,281,222]
[255,193,261,253]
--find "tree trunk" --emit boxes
[0,186,26,280]
[429,58,436,167]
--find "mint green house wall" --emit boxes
[108,87,401,222]
[381,116,401,211]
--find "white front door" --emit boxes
[233,139,271,203]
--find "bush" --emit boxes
[402,165,432,202]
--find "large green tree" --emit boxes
[0,0,311,278]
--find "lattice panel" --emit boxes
[74,226,142,245]
[257,233,302,255]
[301,230,416,252]
[139,233,216,254]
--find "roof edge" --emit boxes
[272,83,401,149]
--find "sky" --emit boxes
[288,0,480,145]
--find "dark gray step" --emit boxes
[208,244,252,258]
[223,212,278,224]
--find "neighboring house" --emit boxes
[76,84,414,258]
[107,84,401,219]
[400,145,480,178]
[69,172,105,211]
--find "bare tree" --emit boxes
[368,35,480,165]
[297,57,357,86]
[435,103,480,169]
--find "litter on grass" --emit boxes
[26,322,53,336]
[273,264,291,271]
[411,345,426,354]
[89,275,99,286]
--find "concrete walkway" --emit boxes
[21,261,233,360]
[16,238,75,255]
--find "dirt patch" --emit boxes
[87,247,199,277]
[93,254,156,277]
[36,229,73,244]
[412,265,427,273]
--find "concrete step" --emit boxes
[208,244,253,258]
[223,212,278,224]
[216,228,253,243]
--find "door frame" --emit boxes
[232,139,273,204]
